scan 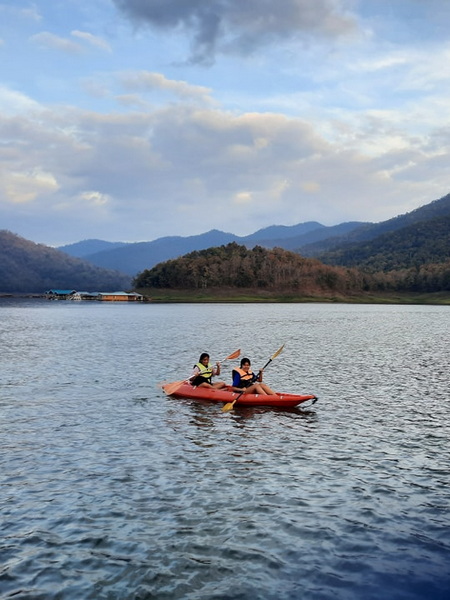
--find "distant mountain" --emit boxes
[301,192,450,257]
[80,230,240,275]
[58,239,127,258]
[241,221,324,243]
[58,222,366,276]
[0,230,131,293]
[308,193,450,271]
[261,222,368,252]
[55,191,450,279]
[316,214,450,272]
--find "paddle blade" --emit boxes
[222,400,236,412]
[163,380,185,395]
[271,344,285,360]
[222,390,244,412]
[224,349,240,360]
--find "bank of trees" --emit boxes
[134,242,450,295]
[134,243,372,294]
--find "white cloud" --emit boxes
[78,190,111,207]
[71,30,112,53]
[30,31,83,54]
[1,169,58,204]
[0,86,42,115]
[120,71,213,102]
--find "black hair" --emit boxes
[199,353,210,362]
[240,357,251,367]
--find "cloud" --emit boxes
[0,85,42,115]
[77,190,111,207]
[30,31,83,54]
[0,4,42,22]
[2,93,446,246]
[71,30,112,53]
[1,169,58,205]
[119,71,213,102]
[30,30,112,55]
[112,0,358,63]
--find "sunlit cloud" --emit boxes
[78,191,111,207]
[1,170,58,204]
[71,30,112,53]
[30,31,83,54]
[120,71,213,103]
[233,191,253,205]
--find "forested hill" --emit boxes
[317,214,450,271]
[134,242,450,295]
[302,191,450,257]
[0,230,131,293]
[134,243,370,295]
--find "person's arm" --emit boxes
[190,365,200,379]
[255,369,263,382]
[212,362,221,376]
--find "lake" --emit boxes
[1,299,449,600]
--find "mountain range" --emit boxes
[58,221,367,276]
[1,191,449,294]
[58,191,450,278]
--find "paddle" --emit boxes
[222,344,285,412]
[163,349,241,396]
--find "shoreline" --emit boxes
[2,291,450,305]
[135,289,450,305]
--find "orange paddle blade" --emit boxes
[225,349,240,360]
[163,380,186,395]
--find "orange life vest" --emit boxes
[233,367,255,387]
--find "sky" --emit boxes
[1,0,450,247]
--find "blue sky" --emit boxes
[1,0,450,246]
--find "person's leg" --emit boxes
[260,383,276,395]
[212,381,227,389]
[245,383,268,395]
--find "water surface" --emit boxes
[1,300,449,599]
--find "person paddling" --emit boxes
[231,357,275,395]
[190,353,227,389]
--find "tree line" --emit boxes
[134,242,450,294]
[134,243,371,294]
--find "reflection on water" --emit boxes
[1,300,449,600]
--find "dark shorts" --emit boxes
[191,376,211,386]
[239,380,253,389]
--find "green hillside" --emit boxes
[134,241,450,298]
[0,230,131,293]
[301,192,450,256]
[318,214,450,271]
[134,242,372,296]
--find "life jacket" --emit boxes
[233,367,255,386]
[195,362,213,381]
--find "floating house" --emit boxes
[45,289,76,300]
[45,290,143,302]
[97,292,143,302]
[71,292,100,301]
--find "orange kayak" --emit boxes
[163,382,317,408]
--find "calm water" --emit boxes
[1,299,449,600]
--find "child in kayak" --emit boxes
[190,352,228,389]
[231,357,275,395]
